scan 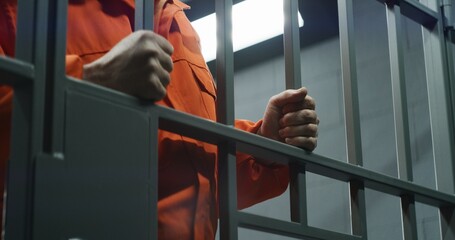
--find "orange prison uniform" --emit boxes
[0,0,289,239]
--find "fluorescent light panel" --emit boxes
[191,0,304,62]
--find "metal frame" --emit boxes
[0,0,454,239]
[385,3,417,240]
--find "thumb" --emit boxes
[269,87,307,108]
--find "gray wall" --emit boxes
[224,0,443,239]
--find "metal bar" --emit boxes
[444,25,455,164]
[135,0,154,31]
[0,57,34,85]
[48,0,68,154]
[420,2,455,239]
[338,0,362,168]
[218,142,238,240]
[400,0,439,28]
[348,180,367,238]
[337,0,368,237]
[289,169,308,225]
[442,0,454,30]
[135,0,144,30]
[283,0,302,89]
[5,0,48,238]
[14,0,36,63]
[28,0,69,238]
[145,103,455,207]
[148,111,159,240]
[134,0,158,239]
[386,2,413,183]
[374,0,439,28]
[422,0,455,196]
[400,195,418,240]
[216,0,235,125]
[439,206,455,240]
[32,154,65,240]
[237,212,361,240]
[385,4,417,239]
[284,0,306,228]
[215,0,237,239]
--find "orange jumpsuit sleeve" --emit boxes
[235,119,289,209]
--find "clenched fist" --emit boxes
[258,87,319,151]
[83,30,174,101]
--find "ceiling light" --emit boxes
[191,0,304,62]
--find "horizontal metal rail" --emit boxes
[375,0,439,27]
[0,56,34,86]
[67,78,455,209]
[237,212,361,240]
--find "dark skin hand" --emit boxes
[83,30,174,101]
[258,87,319,151]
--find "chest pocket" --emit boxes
[164,8,217,120]
[172,10,216,98]
[66,0,133,63]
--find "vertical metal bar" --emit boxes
[442,0,454,30]
[349,180,367,238]
[137,1,155,238]
[385,4,417,239]
[15,1,36,63]
[422,1,455,238]
[49,0,68,154]
[217,142,238,240]
[400,195,418,240]
[289,168,308,226]
[447,30,455,132]
[149,113,159,240]
[386,3,413,183]
[440,206,455,240]
[338,0,363,167]
[283,0,302,90]
[27,0,68,238]
[135,0,154,31]
[284,0,306,228]
[135,0,145,30]
[423,0,455,196]
[337,0,368,237]
[216,0,237,239]
[216,0,235,125]
[5,0,48,238]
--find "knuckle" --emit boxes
[307,96,316,108]
[147,59,160,70]
[304,138,317,151]
[301,109,312,119]
[136,30,151,42]
[161,72,171,86]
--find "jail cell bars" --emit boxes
[0,0,454,239]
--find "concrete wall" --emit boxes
[223,0,443,239]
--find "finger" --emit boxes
[131,71,167,101]
[280,109,318,126]
[282,95,316,114]
[279,123,318,138]
[149,31,174,55]
[147,58,171,87]
[269,87,307,108]
[285,136,317,151]
[147,74,167,101]
[145,43,173,73]
[139,33,174,72]
[156,50,173,72]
